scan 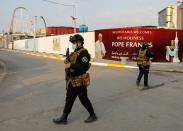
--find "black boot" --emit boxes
[144,84,150,88]
[53,113,68,124]
[84,114,97,123]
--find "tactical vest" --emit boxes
[68,48,91,88]
[137,49,150,66]
[69,48,86,65]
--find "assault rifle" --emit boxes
[65,48,70,81]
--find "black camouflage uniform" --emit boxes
[136,44,154,88]
[53,34,97,124]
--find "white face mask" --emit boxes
[72,44,77,50]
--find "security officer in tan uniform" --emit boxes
[53,34,97,124]
[136,43,154,89]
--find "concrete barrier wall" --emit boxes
[14,32,95,58]
[14,39,26,50]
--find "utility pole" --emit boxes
[43,0,77,33]
[34,16,37,52]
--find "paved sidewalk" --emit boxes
[92,59,183,73]
[150,62,183,73]
[1,49,183,73]
[94,60,183,73]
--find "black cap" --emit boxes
[142,43,149,49]
[69,34,84,44]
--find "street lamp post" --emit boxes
[43,0,77,33]
[34,16,37,52]
[40,16,47,36]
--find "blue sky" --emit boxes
[0,0,178,32]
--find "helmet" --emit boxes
[142,43,149,49]
[69,34,84,44]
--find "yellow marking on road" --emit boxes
[107,63,125,68]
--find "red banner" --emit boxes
[95,28,183,62]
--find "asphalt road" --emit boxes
[0,50,183,131]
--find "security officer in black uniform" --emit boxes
[136,43,154,89]
[53,34,97,124]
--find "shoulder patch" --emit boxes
[82,56,88,63]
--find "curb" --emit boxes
[90,62,138,69]
[2,49,183,72]
[2,49,138,69]
[2,49,65,61]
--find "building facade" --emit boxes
[158,0,183,29]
